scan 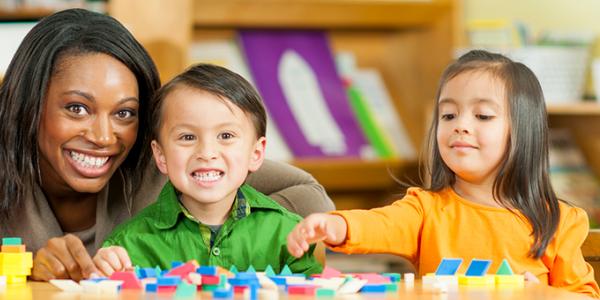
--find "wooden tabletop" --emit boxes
[0,280,591,300]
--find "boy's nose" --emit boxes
[195,143,218,161]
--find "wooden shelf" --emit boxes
[547,102,600,116]
[293,159,417,192]
[192,0,452,29]
[0,7,55,21]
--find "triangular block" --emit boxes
[264,265,276,277]
[280,265,292,276]
[496,259,514,275]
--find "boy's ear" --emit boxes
[248,137,267,173]
[151,140,168,175]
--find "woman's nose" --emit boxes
[85,115,117,146]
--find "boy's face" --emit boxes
[151,87,266,211]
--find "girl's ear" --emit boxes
[248,137,267,172]
[151,140,168,175]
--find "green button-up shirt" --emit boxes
[103,181,322,275]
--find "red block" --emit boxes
[109,271,142,289]
[234,285,249,294]
[158,286,177,293]
[202,275,220,285]
[321,266,343,279]
[288,285,317,295]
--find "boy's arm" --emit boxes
[246,159,335,217]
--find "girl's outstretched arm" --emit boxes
[287,213,347,258]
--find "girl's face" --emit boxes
[436,70,510,185]
[37,53,140,195]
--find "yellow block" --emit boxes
[458,275,495,286]
[0,252,33,267]
[6,275,27,284]
[495,274,525,285]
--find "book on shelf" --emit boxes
[239,29,371,158]
[188,39,293,162]
[549,128,600,227]
[336,52,417,160]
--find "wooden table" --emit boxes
[0,281,591,300]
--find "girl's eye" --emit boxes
[116,109,137,120]
[179,134,196,141]
[476,114,493,120]
[66,104,89,116]
[441,114,455,120]
[219,132,234,140]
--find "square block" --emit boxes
[465,259,492,276]
[1,245,25,253]
[435,258,462,275]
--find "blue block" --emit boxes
[197,266,218,276]
[140,268,157,278]
[435,258,463,275]
[145,283,158,293]
[236,272,258,280]
[268,276,287,286]
[160,270,169,277]
[361,284,387,293]
[2,237,22,245]
[88,277,108,282]
[157,276,181,286]
[250,286,258,300]
[465,259,492,276]
[382,273,401,282]
[171,261,183,269]
[213,288,234,298]
[229,278,259,286]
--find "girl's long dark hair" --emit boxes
[0,8,160,218]
[424,50,560,258]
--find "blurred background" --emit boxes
[2,0,600,274]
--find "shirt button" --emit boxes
[212,247,220,256]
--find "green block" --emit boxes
[203,284,219,292]
[2,237,22,246]
[246,265,256,273]
[229,265,238,274]
[316,288,335,297]
[218,274,227,289]
[280,265,292,276]
[175,282,196,298]
[264,265,276,277]
[496,259,514,275]
[385,283,398,292]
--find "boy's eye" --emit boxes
[66,104,89,116]
[115,109,137,120]
[441,114,455,120]
[218,132,234,140]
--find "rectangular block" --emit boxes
[458,275,495,286]
[1,245,25,253]
[2,238,22,246]
[495,274,525,285]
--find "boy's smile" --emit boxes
[152,86,266,225]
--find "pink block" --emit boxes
[321,266,343,279]
[109,271,142,289]
[165,262,196,278]
[353,273,390,284]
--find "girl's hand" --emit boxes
[523,271,540,283]
[287,213,347,258]
[31,234,99,281]
[93,246,132,277]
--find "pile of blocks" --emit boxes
[50,262,409,298]
[421,258,524,292]
[0,237,33,284]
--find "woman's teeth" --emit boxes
[70,151,109,168]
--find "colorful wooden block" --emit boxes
[435,258,462,275]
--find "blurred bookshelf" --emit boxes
[547,102,600,116]
[109,0,456,211]
[0,7,54,20]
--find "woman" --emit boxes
[0,8,334,281]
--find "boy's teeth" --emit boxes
[193,171,222,182]
[69,151,109,168]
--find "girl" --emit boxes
[287,50,599,297]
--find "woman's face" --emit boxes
[37,53,139,195]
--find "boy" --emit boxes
[93,64,322,275]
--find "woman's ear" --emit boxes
[248,137,267,172]
[151,140,168,175]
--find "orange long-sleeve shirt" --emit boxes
[329,187,600,298]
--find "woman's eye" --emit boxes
[66,104,89,116]
[116,109,137,120]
